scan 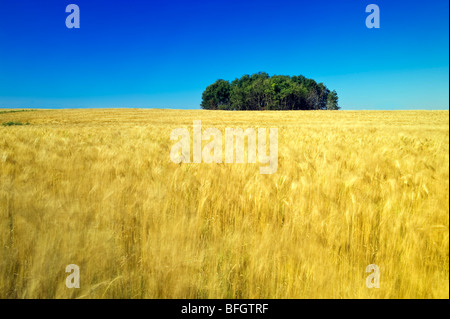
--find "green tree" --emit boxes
[201,73,339,111]
[230,75,251,110]
[326,90,339,110]
[201,79,231,110]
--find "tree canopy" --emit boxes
[201,72,339,111]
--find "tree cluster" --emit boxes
[201,72,339,111]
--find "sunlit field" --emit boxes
[0,109,448,299]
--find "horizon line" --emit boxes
[1,107,449,111]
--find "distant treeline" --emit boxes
[0,109,34,115]
[201,72,339,111]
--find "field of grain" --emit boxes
[0,109,448,298]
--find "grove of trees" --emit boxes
[201,72,339,111]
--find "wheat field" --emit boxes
[0,109,448,299]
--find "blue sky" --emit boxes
[0,0,448,110]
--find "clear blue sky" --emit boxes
[0,0,448,110]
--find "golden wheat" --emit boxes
[0,109,448,298]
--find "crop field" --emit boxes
[0,109,448,299]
